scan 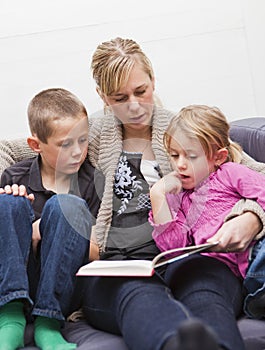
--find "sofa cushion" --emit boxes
[230,117,265,163]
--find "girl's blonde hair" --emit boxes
[164,104,243,163]
[91,37,154,96]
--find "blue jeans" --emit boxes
[165,254,245,350]
[244,237,265,318]
[82,254,245,350]
[0,193,91,321]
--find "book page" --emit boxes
[76,259,154,277]
[153,241,219,268]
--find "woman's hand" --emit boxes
[0,184,35,202]
[207,211,262,252]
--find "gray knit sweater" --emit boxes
[1,107,265,251]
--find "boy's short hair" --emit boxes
[28,88,87,143]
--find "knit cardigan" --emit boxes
[87,106,173,251]
[0,107,265,252]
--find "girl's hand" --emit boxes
[207,212,261,252]
[151,171,182,196]
[150,171,182,225]
[0,184,35,202]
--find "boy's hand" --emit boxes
[0,184,35,202]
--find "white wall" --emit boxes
[0,0,264,139]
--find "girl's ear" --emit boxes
[27,136,41,153]
[214,148,229,167]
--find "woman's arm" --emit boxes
[208,152,265,251]
[208,209,262,252]
[0,138,34,175]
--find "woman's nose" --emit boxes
[127,96,140,111]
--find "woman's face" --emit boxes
[103,63,155,133]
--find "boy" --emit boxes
[0,88,103,350]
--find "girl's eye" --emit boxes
[188,155,197,159]
[170,154,179,159]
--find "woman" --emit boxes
[82,37,265,350]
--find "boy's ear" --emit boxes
[214,148,229,167]
[27,136,41,153]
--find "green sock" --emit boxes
[0,300,26,350]
[34,316,77,350]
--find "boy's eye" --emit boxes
[61,142,70,148]
[79,136,88,144]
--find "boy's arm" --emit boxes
[32,219,41,255]
[89,226,99,261]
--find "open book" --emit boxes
[76,241,219,277]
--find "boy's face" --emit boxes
[168,133,216,190]
[38,114,88,176]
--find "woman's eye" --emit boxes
[114,96,127,102]
[135,90,146,96]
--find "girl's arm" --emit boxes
[150,171,182,224]
[150,171,191,251]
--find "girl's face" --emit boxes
[103,63,155,133]
[168,132,217,190]
[38,115,88,176]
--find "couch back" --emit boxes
[230,117,265,163]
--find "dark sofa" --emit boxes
[8,117,265,349]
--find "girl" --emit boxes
[150,104,265,320]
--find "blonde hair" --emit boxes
[91,37,154,96]
[28,88,87,143]
[164,104,243,163]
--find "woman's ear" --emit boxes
[214,148,229,167]
[96,87,107,104]
[151,77,155,91]
[27,136,41,153]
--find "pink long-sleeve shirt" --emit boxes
[150,162,265,278]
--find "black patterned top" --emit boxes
[101,151,162,261]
